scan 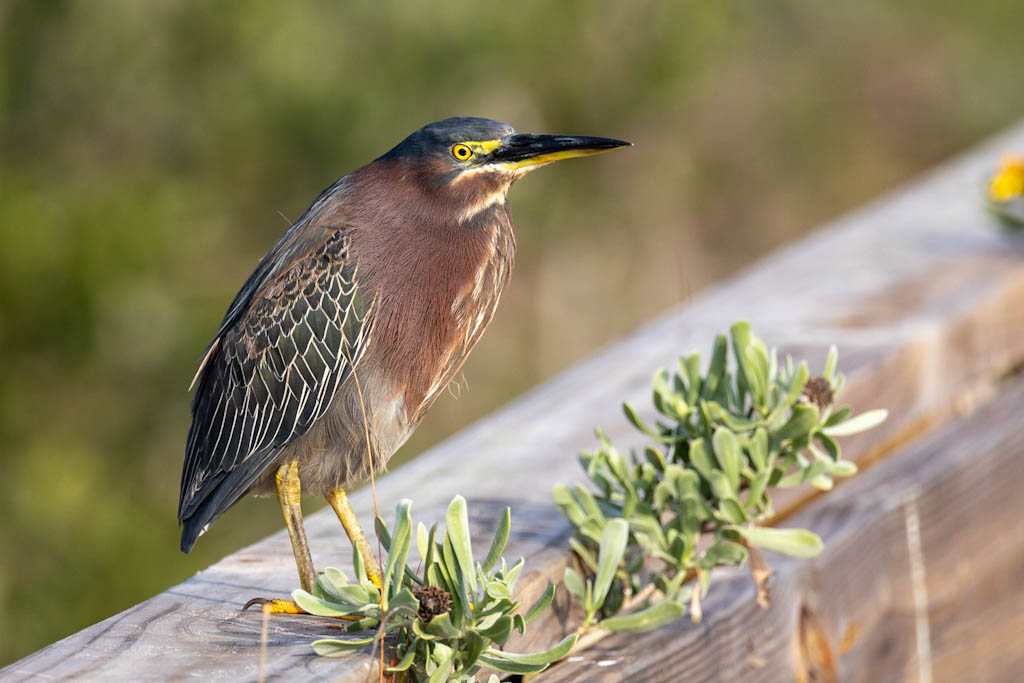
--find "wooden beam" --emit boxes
[6,121,1024,681]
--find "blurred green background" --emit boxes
[2,0,1023,666]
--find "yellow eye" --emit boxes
[451,144,473,161]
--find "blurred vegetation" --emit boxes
[2,0,1023,666]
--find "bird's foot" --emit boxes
[243,597,306,615]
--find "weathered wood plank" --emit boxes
[5,120,1024,681]
[542,372,1024,683]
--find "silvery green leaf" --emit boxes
[749,427,768,471]
[423,611,463,639]
[702,538,747,566]
[460,631,487,672]
[578,518,604,544]
[382,499,413,601]
[412,619,442,641]
[319,566,349,591]
[815,432,840,460]
[568,537,598,573]
[717,497,747,524]
[482,633,577,667]
[774,404,819,441]
[827,459,858,477]
[445,496,476,600]
[624,401,687,444]
[664,464,699,499]
[424,523,439,572]
[730,525,823,558]
[740,346,767,407]
[417,522,429,566]
[628,513,667,552]
[601,573,623,618]
[823,405,852,427]
[386,645,418,672]
[748,339,771,394]
[599,598,688,633]
[702,333,729,400]
[486,580,510,600]
[593,519,629,610]
[702,399,761,432]
[653,479,674,509]
[482,507,510,574]
[810,474,833,490]
[746,469,770,512]
[310,636,375,657]
[822,409,888,436]
[572,485,606,523]
[563,566,585,603]
[345,616,379,632]
[773,360,809,419]
[730,322,754,380]
[712,427,742,492]
[524,583,556,624]
[823,345,838,382]
[439,536,465,617]
[681,352,702,405]
[426,564,445,594]
[503,557,525,590]
[428,643,454,683]
[644,445,668,471]
[476,656,548,676]
[591,469,613,498]
[319,580,370,607]
[292,589,368,617]
[688,438,716,482]
[375,516,391,552]
[552,484,585,527]
[477,614,513,644]
[679,495,701,541]
[708,470,734,499]
[777,458,826,488]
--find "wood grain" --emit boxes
[5,120,1024,681]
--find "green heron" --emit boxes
[177,117,630,611]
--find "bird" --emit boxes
[177,117,630,611]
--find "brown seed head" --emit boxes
[802,377,834,409]
[411,584,452,623]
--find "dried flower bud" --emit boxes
[802,377,833,409]
[412,584,452,623]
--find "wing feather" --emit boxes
[178,229,371,550]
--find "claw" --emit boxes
[243,598,306,614]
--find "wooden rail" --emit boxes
[6,120,1024,682]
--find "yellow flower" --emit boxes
[989,155,1024,202]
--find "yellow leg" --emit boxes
[243,461,316,615]
[277,460,316,592]
[326,485,383,590]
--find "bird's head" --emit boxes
[377,117,630,216]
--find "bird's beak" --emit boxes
[486,133,632,171]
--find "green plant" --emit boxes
[300,322,886,677]
[294,496,575,682]
[554,321,887,632]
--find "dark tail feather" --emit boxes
[178,449,279,554]
[180,517,205,554]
